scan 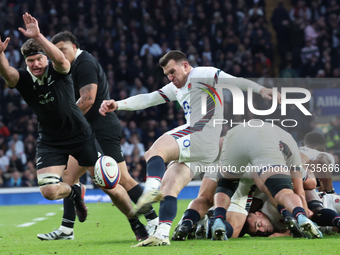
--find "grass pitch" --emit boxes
[0,200,339,255]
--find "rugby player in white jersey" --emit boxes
[210,121,323,240]
[99,50,277,246]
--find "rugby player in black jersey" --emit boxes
[0,13,100,231]
[35,32,158,241]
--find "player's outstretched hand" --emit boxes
[0,36,10,54]
[18,12,40,38]
[259,88,282,104]
[99,99,118,116]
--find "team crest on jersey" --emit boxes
[188,83,192,91]
[335,198,340,203]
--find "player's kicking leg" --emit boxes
[132,134,180,216]
[132,162,193,247]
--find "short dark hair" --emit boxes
[50,31,80,48]
[304,132,326,147]
[20,38,43,56]
[159,50,188,68]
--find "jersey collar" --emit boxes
[26,64,49,85]
[73,49,83,64]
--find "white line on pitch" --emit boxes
[33,217,47,221]
[46,212,56,216]
[18,222,36,227]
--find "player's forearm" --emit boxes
[0,52,19,87]
[33,33,70,73]
[117,92,165,111]
[76,96,93,115]
[231,78,263,93]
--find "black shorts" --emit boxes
[36,137,103,170]
[95,126,124,163]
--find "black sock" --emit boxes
[182,209,201,228]
[127,184,158,221]
[312,208,340,227]
[213,207,227,220]
[127,184,144,204]
[224,220,234,238]
[292,207,306,220]
[277,204,293,218]
[67,185,80,200]
[159,196,177,224]
[61,198,75,229]
[147,156,166,179]
[129,218,144,230]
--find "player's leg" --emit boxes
[36,165,87,241]
[211,173,241,240]
[132,162,193,247]
[133,133,180,215]
[117,160,158,235]
[172,175,217,241]
[260,170,322,239]
[96,129,159,229]
[306,189,340,232]
[37,158,86,241]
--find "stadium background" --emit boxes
[0,0,340,205]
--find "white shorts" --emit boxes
[166,124,220,178]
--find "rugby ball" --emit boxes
[94,156,120,189]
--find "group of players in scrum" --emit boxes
[171,130,340,241]
[1,12,338,248]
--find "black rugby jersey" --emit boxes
[15,62,92,144]
[71,50,120,131]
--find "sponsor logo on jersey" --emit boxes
[38,92,55,104]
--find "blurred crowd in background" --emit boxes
[0,0,339,188]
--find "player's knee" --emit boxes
[264,174,293,198]
[40,185,59,200]
[145,149,166,162]
[144,149,154,161]
[197,194,214,208]
[117,169,132,187]
[38,173,61,200]
[215,178,240,199]
[303,178,317,190]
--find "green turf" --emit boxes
[0,200,339,255]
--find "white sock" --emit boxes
[147,217,159,225]
[59,226,73,235]
[143,177,161,194]
[154,223,171,239]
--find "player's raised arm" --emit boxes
[0,36,20,88]
[18,13,70,74]
[220,71,282,104]
[99,90,170,116]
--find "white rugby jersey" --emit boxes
[158,67,228,125]
[321,193,340,214]
[261,200,286,232]
[299,146,335,166]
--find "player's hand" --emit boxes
[99,99,118,116]
[259,88,282,104]
[0,36,10,54]
[18,12,40,38]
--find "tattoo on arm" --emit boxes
[76,84,95,115]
